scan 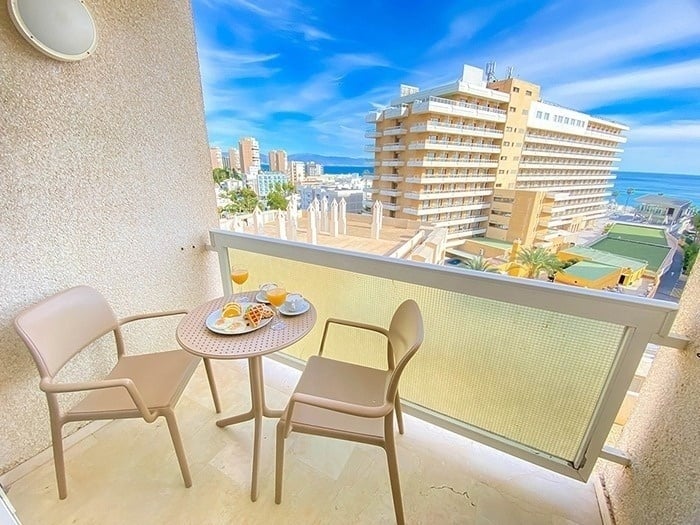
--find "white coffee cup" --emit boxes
[284,293,304,312]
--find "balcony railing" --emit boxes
[407,158,498,168]
[382,126,407,136]
[408,140,500,154]
[410,121,503,138]
[211,231,679,482]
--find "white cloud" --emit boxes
[498,0,700,81]
[544,59,700,108]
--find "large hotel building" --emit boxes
[366,65,628,248]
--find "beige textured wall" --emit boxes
[0,1,221,472]
[601,267,700,524]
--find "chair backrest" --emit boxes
[385,299,424,403]
[14,286,119,380]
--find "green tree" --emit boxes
[516,247,562,279]
[462,256,498,272]
[221,187,260,215]
[682,242,699,275]
[693,211,700,231]
[266,182,296,211]
[213,167,231,185]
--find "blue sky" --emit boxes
[193,0,700,175]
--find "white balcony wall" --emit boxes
[0,2,221,474]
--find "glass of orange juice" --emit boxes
[266,286,288,330]
[231,266,249,300]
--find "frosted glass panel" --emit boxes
[229,248,625,462]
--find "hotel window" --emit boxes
[564,117,570,124]
[544,112,550,120]
[509,107,516,112]
[522,109,529,115]
[503,141,510,146]
[500,156,507,160]
[513,86,520,93]
[525,90,533,96]
[506,126,513,131]
[536,111,543,119]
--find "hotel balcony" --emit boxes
[381,160,405,167]
[522,149,621,162]
[4,5,697,525]
[364,130,382,138]
[522,183,615,192]
[379,189,402,198]
[382,144,407,152]
[379,174,403,182]
[403,202,491,215]
[383,106,409,119]
[364,145,381,152]
[381,202,401,211]
[410,121,503,139]
[517,174,617,182]
[403,189,492,200]
[445,227,488,241]
[584,129,628,143]
[525,134,624,153]
[408,140,500,154]
[407,158,499,169]
[519,161,619,171]
[365,110,382,123]
[382,126,408,136]
[411,96,507,123]
[404,175,496,185]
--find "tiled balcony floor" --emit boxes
[6,359,603,524]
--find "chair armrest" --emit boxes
[118,309,188,326]
[39,377,157,422]
[319,318,389,356]
[283,391,392,438]
[289,391,392,419]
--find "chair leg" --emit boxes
[275,419,286,504]
[164,411,192,488]
[395,392,405,435]
[384,415,405,525]
[49,417,67,499]
[202,358,222,413]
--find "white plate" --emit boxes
[205,303,274,335]
[279,301,310,316]
[255,291,271,304]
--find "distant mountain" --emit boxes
[287,153,373,166]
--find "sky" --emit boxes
[192,0,700,175]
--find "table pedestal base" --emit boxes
[216,355,283,501]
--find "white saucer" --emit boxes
[255,291,271,304]
[279,301,310,316]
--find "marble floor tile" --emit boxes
[5,359,602,525]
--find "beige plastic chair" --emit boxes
[13,285,221,499]
[275,299,424,525]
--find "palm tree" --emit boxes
[516,247,562,279]
[462,256,498,272]
[624,187,635,210]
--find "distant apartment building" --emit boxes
[268,150,288,173]
[256,171,289,198]
[306,161,324,177]
[366,65,628,248]
[239,137,261,176]
[209,146,223,170]
[228,147,241,172]
[288,161,306,185]
[298,186,364,214]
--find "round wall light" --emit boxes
[8,0,97,61]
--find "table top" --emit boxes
[176,294,317,360]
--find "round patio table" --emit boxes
[176,293,316,501]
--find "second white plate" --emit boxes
[279,301,310,316]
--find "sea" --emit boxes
[322,166,700,209]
